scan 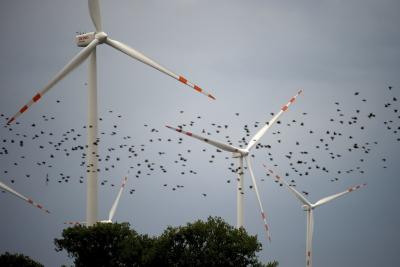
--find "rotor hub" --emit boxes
[95,31,108,43]
[232,149,248,158]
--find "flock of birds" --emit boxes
[0,86,398,217]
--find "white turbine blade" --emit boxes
[245,157,271,242]
[265,165,312,206]
[108,176,128,222]
[313,183,367,208]
[0,181,50,214]
[105,38,216,100]
[7,39,99,125]
[246,90,303,151]
[165,125,242,153]
[88,0,102,32]
[306,209,314,267]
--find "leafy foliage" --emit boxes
[55,217,278,267]
[54,222,153,267]
[0,252,44,267]
[150,216,263,266]
[266,261,279,267]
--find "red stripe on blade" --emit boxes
[179,76,187,84]
[194,85,202,93]
[20,105,28,113]
[281,105,288,111]
[32,93,41,102]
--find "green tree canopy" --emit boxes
[150,216,264,267]
[54,222,153,267]
[0,252,44,267]
[55,217,278,267]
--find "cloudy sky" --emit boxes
[1,0,400,266]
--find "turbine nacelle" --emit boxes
[76,32,96,47]
[302,204,312,211]
[76,31,108,47]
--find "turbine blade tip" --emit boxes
[7,117,15,125]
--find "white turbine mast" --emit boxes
[7,0,215,226]
[166,90,303,241]
[0,180,50,214]
[65,176,128,226]
[266,166,367,267]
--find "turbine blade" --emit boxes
[7,39,99,125]
[0,181,50,214]
[108,176,128,222]
[313,183,367,208]
[105,38,215,100]
[246,90,303,151]
[245,157,271,242]
[88,0,102,32]
[265,165,311,206]
[165,125,241,153]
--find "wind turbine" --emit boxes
[65,176,128,225]
[6,0,215,226]
[266,166,367,267]
[0,180,50,214]
[166,90,303,241]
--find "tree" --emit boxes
[0,252,44,267]
[55,218,278,267]
[54,222,153,267]
[265,261,279,267]
[149,216,273,267]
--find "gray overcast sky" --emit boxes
[1,1,400,266]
